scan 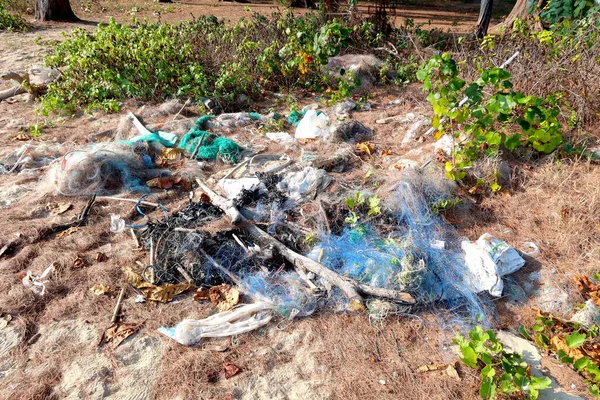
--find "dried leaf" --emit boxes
[95,252,108,262]
[355,142,374,156]
[193,284,239,312]
[89,284,111,296]
[15,133,30,141]
[445,364,461,381]
[160,147,184,160]
[147,176,181,190]
[203,342,230,352]
[100,322,141,348]
[73,255,89,268]
[56,226,78,239]
[223,362,241,379]
[144,283,194,303]
[381,149,393,156]
[46,202,73,215]
[573,275,600,307]
[122,266,154,289]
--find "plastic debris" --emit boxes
[277,167,332,202]
[178,119,243,163]
[330,120,373,143]
[295,110,329,139]
[570,299,600,327]
[158,302,274,346]
[462,233,526,297]
[20,264,54,296]
[266,131,295,145]
[219,177,261,199]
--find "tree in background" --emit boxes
[35,0,78,21]
[475,0,494,38]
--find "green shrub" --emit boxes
[0,0,27,31]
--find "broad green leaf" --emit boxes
[530,376,552,390]
[566,332,587,348]
[480,376,496,399]
[459,345,479,368]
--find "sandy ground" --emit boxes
[0,13,599,400]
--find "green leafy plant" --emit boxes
[0,0,26,31]
[417,53,564,187]
[431,197,461,214]
[521,309,600,397]
[455,326,552,399]
[345,192,365,210]
[367,195,381,217]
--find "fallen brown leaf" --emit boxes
[144,283,195,303]
[56,226,78,239]
[160,147,184,160]
[194,284,240,312]
[573,275,600,307]
[99,322,142,348]
[46,202,73,215]
[223,362,241,379]
[355,142,375,157]
[73,255,89,268]
[147,176,181,190]
[123,266,154,289]
[95,252,108,262]
[89,284,111,295]
[15,133,30,141]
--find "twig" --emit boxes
[190,133,207,160]
[0,86,27,101]
[97,196,160,208]
[129,228,140,248]
[0,195,96,258]
[319,200,331,234]
[171,98,191,121]
[176,265,194,284]
[111,287,126,323]
[195,179,243,224]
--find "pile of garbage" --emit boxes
[13,103,530,347]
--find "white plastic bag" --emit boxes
[295,110,329,139]
[158,302,274,346]
[461,233,525,297]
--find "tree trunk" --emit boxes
[475,0,494,39]
[499,0,545,29]
[35,0,78,21]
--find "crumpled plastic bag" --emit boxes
[277,167,331,202]
[295,110,329,139]
[461,233,525,296]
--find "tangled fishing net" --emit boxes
[50,142,169,196]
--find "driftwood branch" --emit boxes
[196,180,416,306]
[0,195,96,258]
[0,86,27,101]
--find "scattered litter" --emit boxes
[522,241,540,257]
[178,120,243,163]
[277,167,332,202]
[89,284,111,296]
[194,284,240,312]
[135,294,146,303]
[462,233,525,297]
[266,131,295,145]
[20,264,54,296]
[158,302,274,346]
[219,177,261,199]
[570,299,600,327]
[99,322,142,348]
[433,134,454,157]
[295,110,329,140]
[110,214,127,233]
[402,119,430,145]
[330,120,373,143]
[1,143,64,175]
[223,362,241,379]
